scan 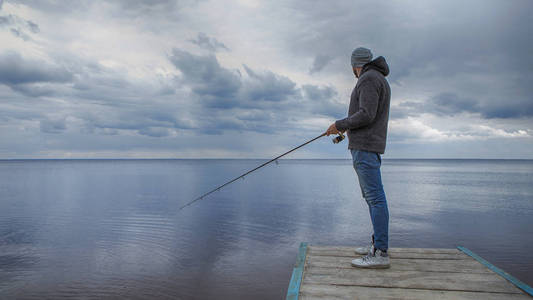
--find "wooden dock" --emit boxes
[287,243,533,300]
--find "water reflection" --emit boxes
[0,159,532,299]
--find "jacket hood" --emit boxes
[362,56,389,77]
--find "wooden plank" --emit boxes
[306,255,493,274]
[458,246,533,297]
[302,267,523,294]
[300,284,532,300]
[311,246,460,254]
[286,242,308,300]
[308,247,470,260]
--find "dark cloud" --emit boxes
[430,93,480,116]
[189,32,229,52]
[0,51,72,85]
[241,65,298,103]
[482,102,533,119]
[309,54,333,74]
[392,92,533,120]
[169,49,300,111]
[0,51,73,98]
[169,48,242,108]
[168,48,340,134]
[0,49,194,138]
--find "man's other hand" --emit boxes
[326,122,340,136]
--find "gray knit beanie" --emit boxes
[351,47,373,68]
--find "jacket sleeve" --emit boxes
[335,81,379,132]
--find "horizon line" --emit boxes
[1,158,532,160]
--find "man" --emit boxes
[325,47,391,268]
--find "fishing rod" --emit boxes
[178,131,345,211]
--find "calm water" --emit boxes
[0,159,532,299]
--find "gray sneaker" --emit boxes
[354,243,374,255]
[354,235,375,255]
[351,248,390,269]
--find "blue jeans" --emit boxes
[351,149,389,251]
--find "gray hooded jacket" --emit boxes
[335,56,391,154]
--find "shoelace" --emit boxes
[361,253,375,262]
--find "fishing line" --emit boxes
[178,131,345,211]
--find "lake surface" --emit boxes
[1,159,532,299]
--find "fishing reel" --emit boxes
[332,131,345,144]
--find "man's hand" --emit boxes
[325,122,340,136]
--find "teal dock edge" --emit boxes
[286,242,308,300]
[457,245,533,297]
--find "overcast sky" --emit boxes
[1,0,532,159]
